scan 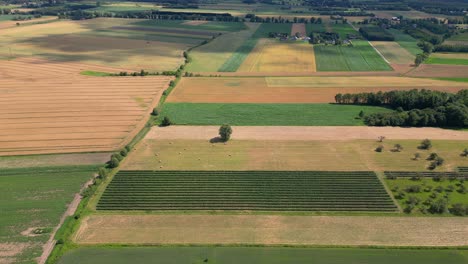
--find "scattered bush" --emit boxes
[419,139,432,150]
[404,204,415,213]
[461,148,468,157]
[152,108,159,116]
[375,145,384,152]
[120,148,128,157]
[435,186,444,193]
[405,185,421,193]
[450,203,468,216]
[427,152,438,160]
[98,167,107,179]
[428,198,448,214]
[407,195,421,205]
[161,116,172,127]
[446,185,455,192]
[393,144,403,152]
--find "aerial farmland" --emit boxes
[0,0,467,263]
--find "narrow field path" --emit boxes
[38,175,97,264]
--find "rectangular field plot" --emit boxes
[370,41,415,64]
[0,165,97,263]
[160,103,392,126]
[314,41,392,71]
[97,171,397,212]
[237,39,316,73]
[59,247,468,264]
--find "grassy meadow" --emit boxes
[59,247,468,264]
[425,57,468,65]
[160,103,392,126]
[0,165,98,263]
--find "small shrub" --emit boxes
[419,139,432,150]
[393,144,403,152]
[375,145,384,152]
[407,195,421,205]
[434,157,444,166]
[56,239,64,245]
[461,148,468,157]
[404,204,415,213]
[428,198,448,214]
[450,203,467,216]
[411,173,422,181]
[435,185,444,193]
[161,116,172,127]
[446,185,455,192]
[152,108,159,116]
[429,192,437,199]
[120,148,128,157]
[427,153,438,160]
[98,167,107,179]
[395,191,405,199]
[423,185,433,192]
[112,153,123,161]
[405,185,421,193]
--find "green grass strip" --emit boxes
[425,57,468,66]
[161,103,392,126]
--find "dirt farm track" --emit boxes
[0,58,172,156]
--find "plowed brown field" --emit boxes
[0,58,172,156]
[167,77,468,103]
[407,64,468,78]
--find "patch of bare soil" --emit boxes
[406,64,468,78]
[147,126,468,141]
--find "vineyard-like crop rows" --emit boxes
[385,171,468,179]
[97,171,397,211]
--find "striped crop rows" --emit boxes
[385,171,468,180]
[97,171,397,212]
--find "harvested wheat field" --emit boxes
[75,214,468,246]
[291,23,306,36]
[237,39,316,73]
[167,76,468,103]
[0,58,173,156]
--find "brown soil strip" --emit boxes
[148,126,468,141]
[75,214,468,246]
[291,23,306,36]
[406,64,468,78]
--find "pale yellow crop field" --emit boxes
[238,39,316,72]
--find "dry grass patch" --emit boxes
[370,41,415,64]
[75,214,468,246]
[167,76,467,103]
[123,137,467,172]
[238,39,316,73]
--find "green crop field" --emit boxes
[59,246,468,264]
[446,32,468,42]
[306,23,326,33]
[218,23,292,72]
[133,20,247,32]
[385,172,468,215]
[0,165,98,263]
[314,40,392,71]
[425,57,468,65]
[186,23,260,72]
[161,103,392,126]
[331,23,357,39]
[388,29,422,56]
[97,171,397,211]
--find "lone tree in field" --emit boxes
[219,124,232,142]
[393,144,403,152]
[161,116,172,127]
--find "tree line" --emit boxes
[335,89,468,128]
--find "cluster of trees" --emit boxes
[309,32,342,44]
[433,44,468,53]
[245,14,322,24]
[359,26,394,41]
[335,89,468,128]
[319,11,374,17]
